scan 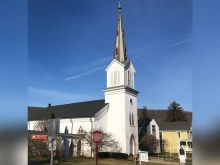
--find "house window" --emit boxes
[180,141,186,146]
[177,131,181,138]
[152,125,156,136]
[188,142,193,148]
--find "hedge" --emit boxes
[98,152,128,159]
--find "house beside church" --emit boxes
[158,122,192,154]
[28,4,139,157]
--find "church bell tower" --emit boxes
[103,3,139,155]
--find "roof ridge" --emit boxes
[50,99,105,107]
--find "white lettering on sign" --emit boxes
[93,133,101,142]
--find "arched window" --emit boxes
[129,112,131,125]
[64,126,68,134]
[78,126,83,134]
[132,113,134,126]
[128,71,130,86]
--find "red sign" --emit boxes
[32,134,48,140]
[93,130,102,143]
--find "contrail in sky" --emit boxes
[64,65,107,81]
[169,38,192,47]
[64,38,192,81]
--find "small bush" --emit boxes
[98,152,128,159]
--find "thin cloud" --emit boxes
[64,38,192,81]
[131,38,193,60]
[64,65,107,81]
[61,57,111,75]
[169,38,192,47]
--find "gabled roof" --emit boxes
[158,122,191,131]
[144,118,153,126]
[105,59,125,71]
[28,99,108,121]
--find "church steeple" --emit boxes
[113,2,128,64]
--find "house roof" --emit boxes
[137,109,192,123]
[144,118,153,126]
[28,99,108,121]
[158,122,191,131]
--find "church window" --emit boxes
[125,70,127,85]
[111,72,113,86]
[78,126,83,134]
[117,30,119,36]
[129,112,131,125]
[130,99,133,104]
[115,48,118,55]
[128,71,130,86]
[118,71,120,85]
[131,113,134,126]
[114,71,117,85]
[65,126,69,134]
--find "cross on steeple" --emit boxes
[113,2,128,64]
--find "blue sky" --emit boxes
[28,0,192,111]
[0,0,220,133]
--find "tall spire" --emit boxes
[113,2,128,64]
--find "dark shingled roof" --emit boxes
[144,118,153,126]
[138,109,192,123]
[158,122,191,131]
[28,99,108,121]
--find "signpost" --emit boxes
[93,130,102,165]
[49,136,57,151]
[138,150,148,165]
[48,118,60,165]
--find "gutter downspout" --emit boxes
[90,117,93,157]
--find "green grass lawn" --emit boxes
[28,157,168,165]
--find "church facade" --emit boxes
[28,4,139,157]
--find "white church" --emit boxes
[28,4,139,157]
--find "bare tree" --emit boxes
[33,119,48,131]
[140,134,159,154]
[77,127,120,155]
